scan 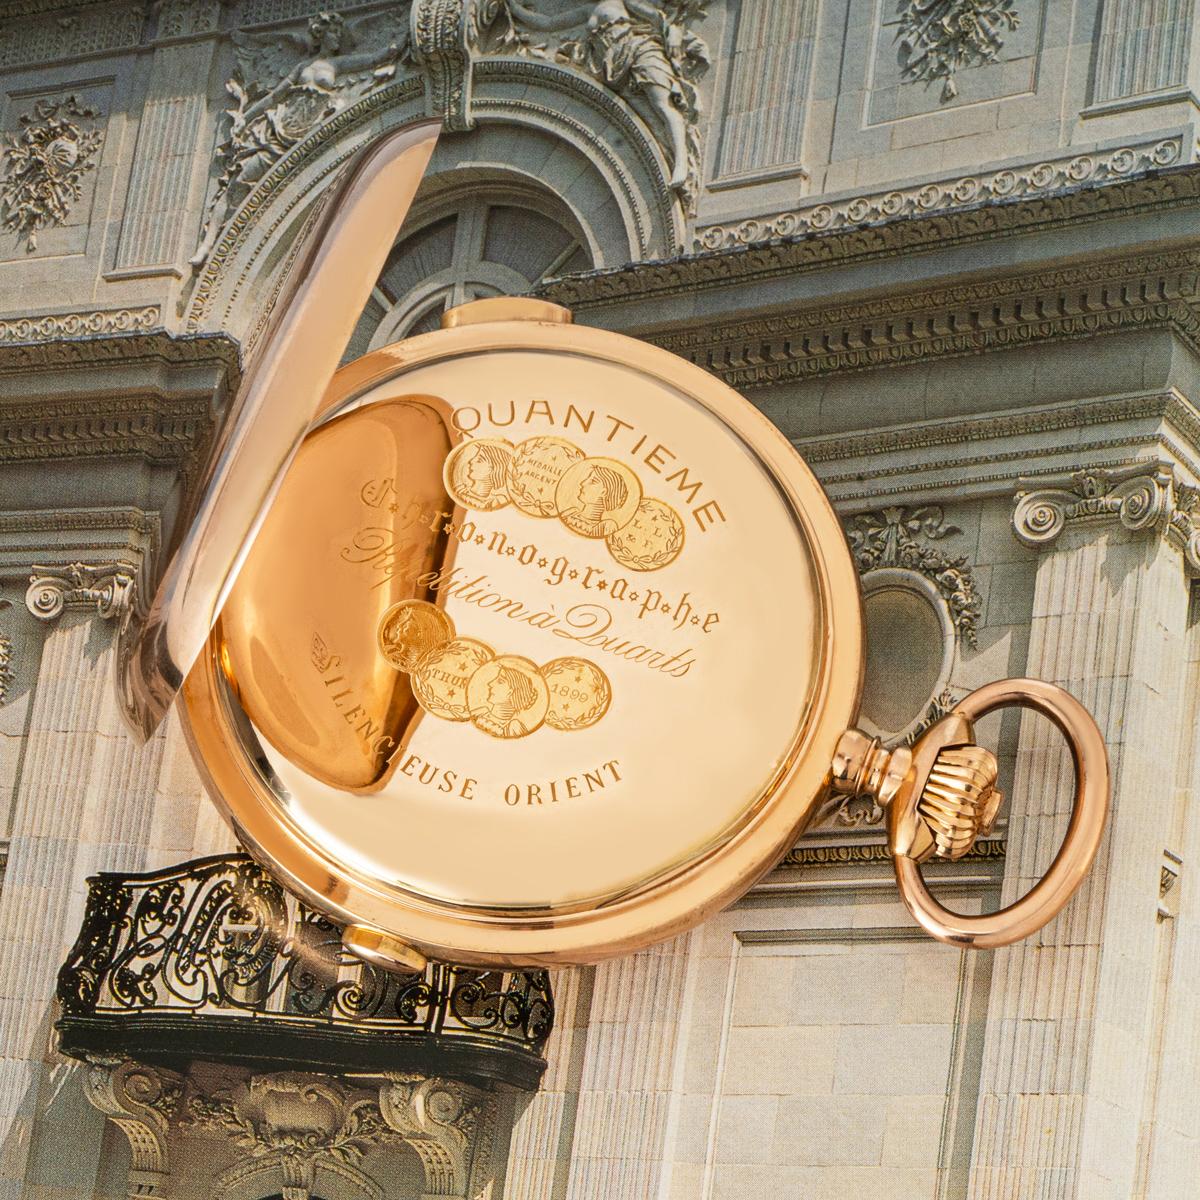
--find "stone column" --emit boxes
[562,933,693,1199]
[1136,591,1200,1196]
[505,967,594,1198]
[968,463,1200,1199]
[0,560,168,1200]
[1093,0,1194,104]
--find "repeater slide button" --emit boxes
[342,924,429,974]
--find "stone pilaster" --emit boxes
[968,465,1197,1198]
[505,967,593,1198]
[0,616,117,1199]
[714,0,818,181]
[1093,0,1194,104]
[562,934,692,1199]
[0,575,170,1198]
[1134,590,1200,1195]
[113,40,216,278]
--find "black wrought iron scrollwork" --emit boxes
[55,854,555,1058]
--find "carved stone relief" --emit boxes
[190,9,412,270]
[0,95,105,252]
[80,1062,503,1200]
[185,1074,399,1200]
[0,3,142,73]
[474,1,710,207]
[153,0,222,39]
[847,505,980,647]
[188,0,708,274]
[0,627,12,704]
[380,1073,486,1195]
[896,0,1020,103]
[83,1060,184,1200]
[1013,461,1200,574]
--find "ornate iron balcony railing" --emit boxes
[56,854,553,1090]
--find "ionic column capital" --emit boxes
[1012,461,1200,573]
[25,561,137,623]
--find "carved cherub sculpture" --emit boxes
[190,9,409,272]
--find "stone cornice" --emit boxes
[541,166,1200,313]
[639,248,1200,390]
[693,138,1185,252]
[0,329,238,375]
[1013,460,1200,573]
[0,331,236,486]
[796,391,1200,469]
[0,393,219,470]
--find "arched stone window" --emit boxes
[347,178,593,357]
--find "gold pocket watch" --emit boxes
[119,122,1109,971]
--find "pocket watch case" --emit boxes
[119,123,1110,973]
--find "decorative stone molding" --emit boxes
[795,391,1193,470]
[154,0,222,39]
[187,1074,399,1200]
[187,0,705,281]
[694,138,1183,252]
[847,505,980,646]
[896,0,1019,103]
[781,837,1004,868]
[379,1073,485,1196]
[413,0,473,131]
[0,3,142,72]
[0,632,11,704]
[77,1060,509,1200]
[1012,461,1200,573]
[0,306,160,345]
[82,1060,183,1200]
[0,95,105,252]
[543,167,1200,314]
[26,562,137,623]
[1159,849,1182,921]
[0,388,224,492]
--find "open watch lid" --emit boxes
[122,125,1110,973]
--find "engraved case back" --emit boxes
[181,312,863,964]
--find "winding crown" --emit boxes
[916,745,1002,862]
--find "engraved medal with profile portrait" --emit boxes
[118,123,1112,974]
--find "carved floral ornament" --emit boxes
[0,95,104,252]
[896,0,1020,103]
[0,633,11,704]
[83,1062,493,1200]
[189,1,709,271]
[846,504,980,647]
[1013,461,1200,574]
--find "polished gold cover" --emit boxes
[179,302,865,966]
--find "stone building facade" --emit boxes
[2,1,1200,1197]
